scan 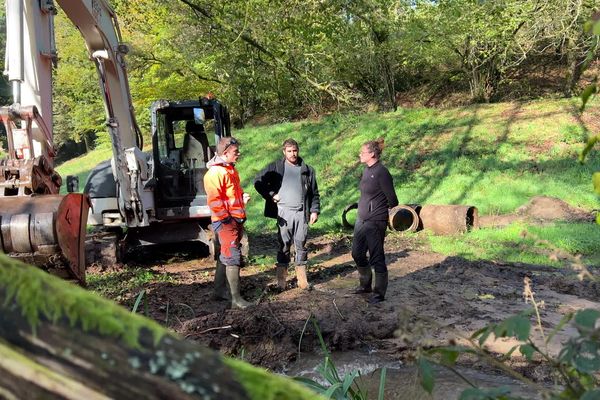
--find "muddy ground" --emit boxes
[93,197,599,386]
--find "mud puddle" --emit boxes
[286,349,540,399]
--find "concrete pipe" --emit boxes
[341,202,358,229]
[388,205,420,232]
[419,205,479,235]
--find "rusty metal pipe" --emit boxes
[0,193,90,283]
[419,205,479,235]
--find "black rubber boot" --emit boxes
[368,271,388,304]
[225,266,252,309]
[351,266,372,294]
[213,260,230,301]
[276,264,288,290]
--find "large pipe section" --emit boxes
[342,203,422,233]
[419,205,479,235]
[0,194,90,284]
[388,205,421,232]
[343,202,479,235]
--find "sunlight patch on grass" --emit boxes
[428,222,600,268]
[55,143,113,194]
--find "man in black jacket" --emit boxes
[254,138,320,290]
[352,139,398,304]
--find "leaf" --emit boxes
[581,389,600,400]
[341,370,357,394]
[323,382,343,399]
[573,342,600,373]
[546,312,574,345]
[470,326,488,340]
[378,367,387,400]
[418,357,435,394]
[593,172,600,195]
[580,135,599,163]
[519,344,535,361]
[131,290,145,314]
[494,314,531,341]
[459,386,512,400]
[438,348,460,366]
[513,316,531,341]
[593,20,600,36]
[580,84,598,112]
[293,377,327,393]
[478,329,493,346]
[575,309,600,330]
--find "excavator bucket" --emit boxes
[0,193,90,285]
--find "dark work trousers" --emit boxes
[277,207,308,265]
[213,219,244,267]
[351,219,388,273]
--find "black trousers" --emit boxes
[351,219,388,273]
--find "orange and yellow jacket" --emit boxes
[204,155,247,222]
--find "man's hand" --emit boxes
[309,212,318,225]
[272,193,281,203]
[243,192,251,204]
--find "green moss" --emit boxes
[224,357,323,400]
[0,254,171,348]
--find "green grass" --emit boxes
[87,267,173,302]
[428,222,600,267]
[236,98,600,233]
[55,142,113,194]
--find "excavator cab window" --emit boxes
[154,106,213,208]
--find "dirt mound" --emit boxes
[178,285,399,370]
[480,196,595,227]
[515,196,595,222]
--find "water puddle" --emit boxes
[285,350,540,399]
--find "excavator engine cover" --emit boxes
[0,193,90,284]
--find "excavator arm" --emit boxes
[56,0,151,227]
[0,0,152,283]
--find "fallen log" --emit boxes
[0,254,319,399]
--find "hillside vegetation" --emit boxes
[238,98,600,228]
[57,98,600,226]
[57,98,600,266]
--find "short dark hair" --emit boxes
[282,138,299,150]
[362,138,385,159]
[217,137,239,155]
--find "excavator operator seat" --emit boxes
[183,120,210,168]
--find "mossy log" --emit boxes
[0,254,319,400]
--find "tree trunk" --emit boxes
[0,254,318,400]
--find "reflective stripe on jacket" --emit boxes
[204,156,246,222]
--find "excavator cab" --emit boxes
[150,98,231,221]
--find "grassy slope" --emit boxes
[237,98,600,228]
[56,98,600,267]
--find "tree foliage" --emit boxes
[42,0,600,149]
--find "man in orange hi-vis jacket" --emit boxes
[204,137,252,309]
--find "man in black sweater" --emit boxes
[352,139,398,303]
[254,138,320,290]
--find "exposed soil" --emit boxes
[479,195,596,227]
[94,197,599,384]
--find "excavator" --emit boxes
[0,0,230,284]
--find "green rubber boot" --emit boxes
[351,266,372,294]
[225,265,252,309]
